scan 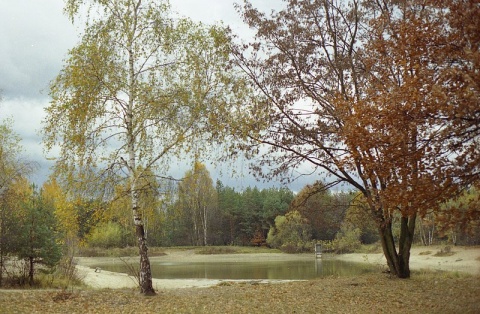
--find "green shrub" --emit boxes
[267,211,312,253]
[317,224,362,254]
[318,240,335,253]
[332,224,362,254]
[84,222,124,248]
[280,242,300,254]
[280,241,315,253]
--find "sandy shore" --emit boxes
[75,246,480,290]
[335,245,480,275]
[76,265,229,290]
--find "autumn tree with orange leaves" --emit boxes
[233,0,479,278]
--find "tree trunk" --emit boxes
[29,256,34,286]
[428,224,434,246]
[125,6,155,295]
[397,214,416,278]
[418,220,427,246]
[136,224,155,295]
[378,214,416,278]
[0,247,3,287]
[202,204,208,246]
[131,183,155,295]
[0,211,4,287]
[378,218,399,274]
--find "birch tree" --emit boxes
[44,0,248,294]
[178,161,217,246]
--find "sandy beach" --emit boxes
[335,245,480,275]
[75,246,480,290]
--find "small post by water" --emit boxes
[315,243,322,259]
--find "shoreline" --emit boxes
[335,245,480,275]
[75,245,480,290]
[76,264,301,291]
[75,252,312,290]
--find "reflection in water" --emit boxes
[93,259,375,280]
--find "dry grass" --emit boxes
[195,246,238,255]
[419,251,432,256]
[194,246,282,255]
[353,243,383,254]
[1,273,479,313]
[434,246,455,257]
[77,246,280,258]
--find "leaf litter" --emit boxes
[0,273,479,313]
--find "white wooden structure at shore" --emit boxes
[315,244,322,258]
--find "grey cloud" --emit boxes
[0,0,313,192]
[0,0,77,98]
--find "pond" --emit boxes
[91,258,375,280]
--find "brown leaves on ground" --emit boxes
[1,273,479,313]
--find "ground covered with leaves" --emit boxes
[1,273,479,313]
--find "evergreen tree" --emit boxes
[15,183,62,286]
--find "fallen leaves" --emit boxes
[0,273,479,313]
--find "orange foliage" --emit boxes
[234,0,479,277]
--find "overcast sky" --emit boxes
[0,0,320,192]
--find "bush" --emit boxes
[280,241,315,253]
[0,258,77,289]
[280,242,301,254]
[84,222,124,248]
[318,240,335,253]
[267,211,312,253]
[331,224,362,254]
[54,255,83,288]
[317,225,362,254]
[266,215,285,248]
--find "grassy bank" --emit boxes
[76,246,281,257]
[1,272,478,313]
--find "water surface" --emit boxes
[93,258,374,280]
